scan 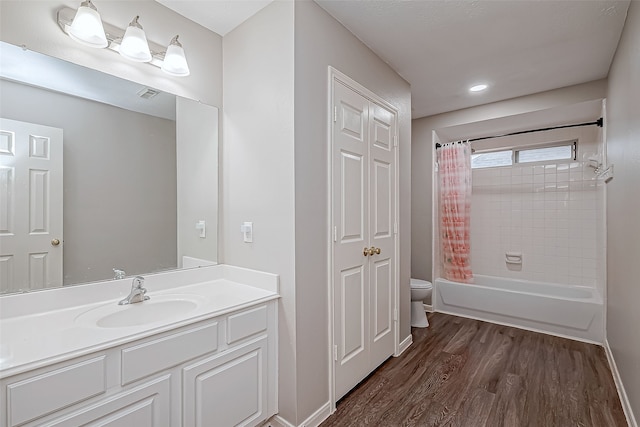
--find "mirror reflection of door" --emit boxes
[0,118,63,293]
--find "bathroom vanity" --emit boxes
[0,265,279,427]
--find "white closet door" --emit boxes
[332,80,397,401]
[0,118,63,293]
[332,82,371,400]
[368,102,396,368]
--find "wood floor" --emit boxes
[321,313,627,427]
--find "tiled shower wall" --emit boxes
[470,162,605,289]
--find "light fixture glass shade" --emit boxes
[161,35,190,77]
[68,0,108,48]
[119,16,152,62]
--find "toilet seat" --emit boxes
[410,279,432,289]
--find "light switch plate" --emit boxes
[241,222,253,243]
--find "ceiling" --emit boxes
[156,0,273,36]
[156,0,630,119]
[315,0,630,118]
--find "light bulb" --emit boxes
[469,84,488,92]
[119,16,152,62]
[161,35,190,77]
[68,0,108,48]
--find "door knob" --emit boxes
[374,247,381,255]
[51,238,60,246]
[363,247,370,257]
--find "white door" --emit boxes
[333,82,372,399]
[0,118,63,293]
[332,79,397,401]
[368,102,396,368]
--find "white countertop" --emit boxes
[0,265,279,379]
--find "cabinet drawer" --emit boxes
[121,322,218,385]
[43,374,171,427]
[7,356,106,427]
[227,305,267,344]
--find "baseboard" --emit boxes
[266,402,331,427]
[299,401,332,427]
[604,339,638,427]
[267,414,295,427]
[395,334,412,357]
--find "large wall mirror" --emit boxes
[0,41,219,295]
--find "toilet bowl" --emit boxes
[410,278,432,328]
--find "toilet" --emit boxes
[410,278,432,328]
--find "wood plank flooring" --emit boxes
[321,313,627,427]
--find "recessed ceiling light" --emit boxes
[469,84,488,92]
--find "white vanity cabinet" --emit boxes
[0,301,277,427]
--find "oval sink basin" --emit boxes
[75,294,206,328]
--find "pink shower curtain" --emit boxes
[437,142,474,283]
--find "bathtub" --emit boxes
[435,275,603,343]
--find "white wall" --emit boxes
[223,1,411,424]
[176,98,218,266]
[412,80,608,282]
[471,160,603,288]
[221,0,297,421]
[605,0,640,423]
[0,1,222,107]
[467,126,605,290]
[293,1,412,423]
[0,79,177,285]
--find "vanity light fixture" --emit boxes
[68,0,108,48]
[161,36,190,77]
[57,2,191,77]
[119,16,152,62]
[469,83,488,92]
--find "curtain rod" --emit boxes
[435,117,603,149]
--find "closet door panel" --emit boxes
[332,82,371,401]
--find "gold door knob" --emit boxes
[368,247,376,256]
[374,247,381,255]
[363,247,370,257]
[51,238,60,246]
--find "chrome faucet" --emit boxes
[118,276,150,305]
[113,268,126,280]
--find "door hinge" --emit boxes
[394,308,398,322]
[394,222,398,234]
[334,345,338,361]
[333,226,337,242]
[334,106,337,123]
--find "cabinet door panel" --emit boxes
[183,337,267,427]
[42,375,170,427]
[7,356,106,427]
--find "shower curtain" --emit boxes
[437,142,474,283]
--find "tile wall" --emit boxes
[471,161,605,289]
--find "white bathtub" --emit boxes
[435,275,603,343]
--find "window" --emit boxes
[470,140,576,169]
[517,144,575,163]
[471,150,512,169]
